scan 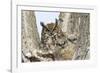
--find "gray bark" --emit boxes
[59,12,90,60]
[21,10,40,62]
[21,10,54,62]
[21,11,90,62]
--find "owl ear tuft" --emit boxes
[40,22,50,31]
[52,19,58,32]
[55,18,58,25]
[40,22,45,27]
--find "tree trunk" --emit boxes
[21,10,40,62]
[59,12,90,60]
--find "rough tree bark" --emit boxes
[59,12,90,60]
[21,10,40,62]
[21,11,90,62]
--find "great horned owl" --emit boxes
[40,19,68,60]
